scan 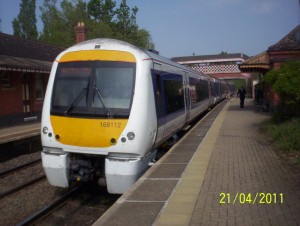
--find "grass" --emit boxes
[261,117,300,165]
[263,118,300,153]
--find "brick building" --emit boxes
[172,53,250,78]
[239,24,300,110]
[171,53,251,93]
[0,33,63,127]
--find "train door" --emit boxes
[183,72,191,122]
[160,72,185,139]
[151,63,165,145]
[208,77,215,107]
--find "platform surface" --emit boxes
[0,122,40,144]
[93,98,300,225]
[156,99,300,226]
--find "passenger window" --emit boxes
[189,78,209,104]
[163,79,184,114]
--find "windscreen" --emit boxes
[51,61,135,118]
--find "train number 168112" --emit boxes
[99,122,122,128]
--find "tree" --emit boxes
[264,61,300,121]
[86,0,115,39]
[135,29,155,50]
[38,0,153,49]
[60,0,90,44]
[12,0,38,40]
[39,0,89,47]
[115,0,138,38]
[39,0,66,46]
[113,0,152,49]
[87,0,116,24]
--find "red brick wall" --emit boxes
[30,74,48,112]
[0,72,50,116]
[0,71,23,115]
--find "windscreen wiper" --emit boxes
[94,87,113,118]
[64,88,87,115]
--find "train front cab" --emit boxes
[41,46,157,194]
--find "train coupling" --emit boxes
[70,160,95,183]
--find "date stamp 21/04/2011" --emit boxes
[219,193,284,204]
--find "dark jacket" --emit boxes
[238,88,246,99]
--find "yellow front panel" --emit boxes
[50,116,128,147]
[58,50,136,63]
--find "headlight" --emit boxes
[127,132,135,140]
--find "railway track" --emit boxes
[17,185,82,226]
[0,175,45,199]
[17,184,120,226]
[0,158,44,199]
[0,158,41,178]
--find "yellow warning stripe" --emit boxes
[58,50,136,63]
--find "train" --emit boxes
[41,39,234,194]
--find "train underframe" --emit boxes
[41,150,157,194]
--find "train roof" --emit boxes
[145,49,207,76]
[57,38,209,77]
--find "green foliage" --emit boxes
[265,61,300,100]
[87,0,116,24]
[13,0,153,50]
[231,79,246,91]
[39,0,64,46]
[61,0,90,44]
[12,0,38,40]
[115,0,137,36]
[37,0,153,49]
[134,29,155,50]
[264,61,300,121]
[86,20,114,40]
[39,0,89,47]
[264,118,300,153]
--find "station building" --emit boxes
[171,53,251,91]
[0,22,94,127]
[239,24,300,111]
[0,33,63,127]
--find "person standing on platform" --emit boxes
[237,87,246,108]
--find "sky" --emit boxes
[0,0,299,58]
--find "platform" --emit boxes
[0,122,40,144]
[93,98,300,226]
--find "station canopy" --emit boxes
[238,51,270,73]
[0,32,63,73]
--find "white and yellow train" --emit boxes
[41,39,231,194]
